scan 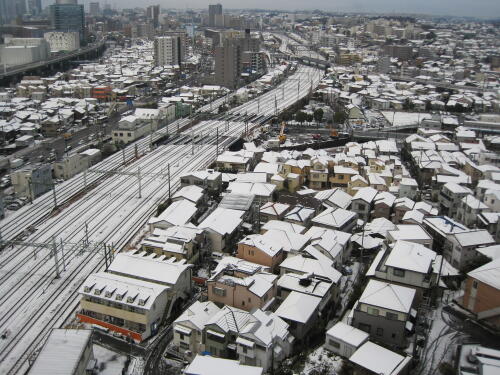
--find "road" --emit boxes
[0,64,322,374]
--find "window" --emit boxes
[367,307,379,316]
[472,281,478,289]
[328,339,340,348]
[180,342,189,350]
[127,132,132,137]
[179,333,185,340]
[338,175,344,180]
[242,346,247,354]
[242,301,245,306]
[212,286,226,297]
[393,268,405,277]
[386,312,398,320]
[358,204,366,211]
[376,328,384,336]
[391,333,396,339]
[358,323,371,333]
[248,297,251,302]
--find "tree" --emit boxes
[313,108,324,123]
[334,110,347,124]
[306,114,314,123]
[295,111,308,124]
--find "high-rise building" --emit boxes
[208,3,222,27]
[154,36,185,66]
[49,0,85,40]
[0,0,27,24]
[28,0,42,15]
[215,38,241,89]
[89,2,100,16]
[147,5,160,29]
[214,31,261,89]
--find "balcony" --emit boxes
[77,311,143,342]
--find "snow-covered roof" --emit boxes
[260,201,290,216]
[385,241,435,274]
[80,272,168,310]
[350,341,409,375]
[280,253,342,284]
[358,279,416,313]
[326,322,369,348]
[275,291,321,324]
[185,355,263,375]
[277,273,331,298]
[239,234,283,257]
[476,245,500,260]
[388,224,432,243]
[108,251,192,286]
[262,220,306,234]
[468,257,500,290]
[352,186,378,203]
[149,199,197,227]
[311,207,357,229]
[27,329,92,375]
[174,301,221,331]
[172,185,205,203]
[284,205,316,223]
[198,207,244,235]
[206,305,255,334]
[452,229,494,248]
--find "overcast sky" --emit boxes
[59,0,500,18]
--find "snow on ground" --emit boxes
[417,297,468,375]
[301,347,343,375]
[93,344,127,375]
[381,111,432,127]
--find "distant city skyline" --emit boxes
[38,0,500,19]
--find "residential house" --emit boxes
[309,158,329,190]
[399,178,419,200]
[351,187,378,222]
[141,225,205,263]
[198,207,244,253]
[387,224,433,248]
[259,202,290,222]
[77,272,170,342]
[330,166,358,188]
[207,261,277,311]
[372,192,396,220]
[180,170,222,194]
[461,258,500,330]
[148,199,198,231]
[237,234,285,272]
[314,188,353,210]
[173,301,221,359]
[261,220,306,235]
[236,309,294,371]
[172,185,206,206]
[349,341,412,375]
[456,195,490,228]
[392,197,415,224]
[351,279,416,348]
[311,207,358,233]
[438,182,472,218]
[283,205,316,227]
[325,322,369,358]
[447,230,495,271]
[275,291,322,341]
[184,355,263,375]
[27,329,94,375]
[305,226,352,267]
[348,175,369,196]
[366,241,457,301]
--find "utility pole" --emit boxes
[122,148,126,164]
[60,238,66,271]
[137,167,142,198]
[52,236,60,279]
[216,127,219,156]
[168,163,171,199]
[83,170,87,193]
[52,181,57,208]
[85,222,89,246]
